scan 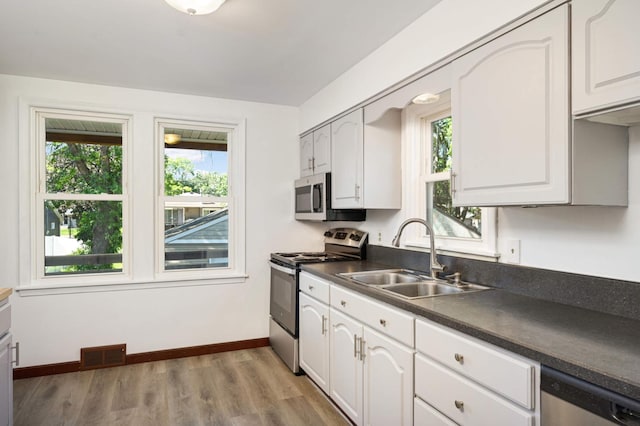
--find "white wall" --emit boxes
[0,74,328,367]
[299,0,548,131]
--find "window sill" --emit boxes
[401,239,500,262]
[15,273,248,297]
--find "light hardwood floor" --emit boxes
[13,347,349,426]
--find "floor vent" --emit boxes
[80,344,126,370]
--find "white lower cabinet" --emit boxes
[415,318,539,426]
[299,292,330,394]
[329,307,414,426]
[0,300,12,426]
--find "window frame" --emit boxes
[154,117,246,280]
[31,107,132,285]
[402,95,498,259]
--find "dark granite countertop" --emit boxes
[301,260,640,400]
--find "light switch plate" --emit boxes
[505,239,521,264]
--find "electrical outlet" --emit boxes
[377,231,382,243]
[505,239,521,264]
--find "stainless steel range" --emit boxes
[269,228,368,373]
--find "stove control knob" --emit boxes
[324,231,333,237]
[350,233,361,241]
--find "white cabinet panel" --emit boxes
[416,318,535,409]
[414,397,458,426]
[299,293,330,394]
[451,5,570,206]
[300,124,331,177]
[330,307,364,425]
[300,132,314,177]
[313,125,331,174]
[415,354,535,426]
[0,333,12,426]
[331,110,364,209]
[299,271,330,304]
[573,0,640,114]
[363,328,414,426]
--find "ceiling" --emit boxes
[0,0,442,106]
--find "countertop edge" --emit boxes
[0,288,12,302]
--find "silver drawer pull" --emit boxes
[309,285,314,291]
[341,300,347,307]
[379,319,387,327]
[454,353,464,364]
[454,400,464,411]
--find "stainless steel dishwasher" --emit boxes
[541,366,640,425]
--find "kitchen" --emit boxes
[1,0,640,425]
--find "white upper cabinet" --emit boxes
[572,0,640,115]
[300,124,331,177]
[331,109,364,208]
[330,107,401,210]
[451,5,570,206]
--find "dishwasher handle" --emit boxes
[542,366,640,425]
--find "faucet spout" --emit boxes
[391,218,446,279]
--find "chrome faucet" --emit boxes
[391,218,446,279]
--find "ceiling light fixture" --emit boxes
[164,133,182,145]
[164,0,226,15]
[412,93,441,105]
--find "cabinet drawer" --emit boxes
[331,285,414,347]
[416,319,535,409]
[415,354,534,426]
[300,272,330,304]
[0,302,10,336]
[414,397,458,426]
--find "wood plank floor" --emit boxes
[13,347,349,426]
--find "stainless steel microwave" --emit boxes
[294,173,365,221]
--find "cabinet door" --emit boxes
[331,109,364,209]
[362,328,414,426]
[299,293,330,394]
[330,307,364,425]
[0,333,12,426]
[451,5,570,206]
[573,0,640,114]
[300,133,314,177]
[313,124,331,174]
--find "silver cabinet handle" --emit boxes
[321,315,326,335]
[454,353,464,364]
[360,338,366,361]
[354,335,360,358]
[454,400,464,411]
[312,157,315,170]
[379,319,387,327]
[11,341,20,366]
[355,184,360,200]
[451,172,457,197]
[309,285,314,291]
[308,158,312,170]
[341,300,346,307]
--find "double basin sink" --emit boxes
[337,269,489,300]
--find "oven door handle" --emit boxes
[269,261,296,276]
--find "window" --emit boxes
[404,92,497,257]
[157,118,240,274]
[35,109,129,279]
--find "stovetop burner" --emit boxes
[270,228,368,268]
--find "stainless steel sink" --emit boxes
[382,282,463,298]
[337,269,425,286]
[337,269,490,299]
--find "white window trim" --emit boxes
[154,117,246,281]
[16,98,247,296]
[402,96,499,260]
[26,106,133,287]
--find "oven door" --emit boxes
[269,261,298,336]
